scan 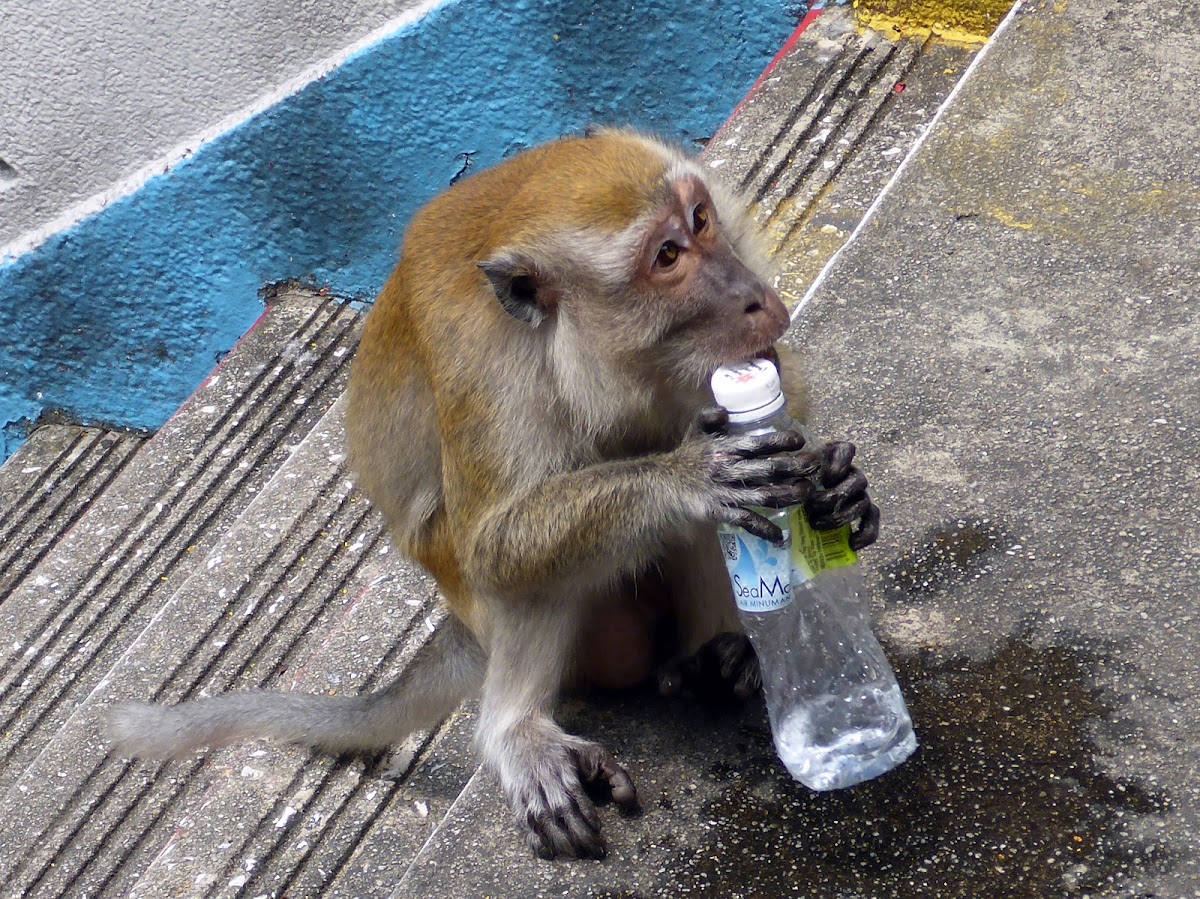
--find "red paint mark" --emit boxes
[194,305,271,394]
[708,3,827,151]
[894,82,907,93]
[749,4,827,95]
[160,304,273,430]
[285,575,376,690]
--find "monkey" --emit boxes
[107,128,879,861]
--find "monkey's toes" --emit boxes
[509,740,631,860]
[570,740,639,812]
[658,632,761,703]
[524,797,607,860]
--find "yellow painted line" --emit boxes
[853,0,1014,46]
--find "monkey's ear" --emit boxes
[479,252,557,327]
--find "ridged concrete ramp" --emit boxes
[0,7,1022,897]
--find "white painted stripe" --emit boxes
[0,0,449,265]
[395,764,484,890]
[791,0,1025,319]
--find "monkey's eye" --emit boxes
[656,241,681,268]
[692,203,710,234]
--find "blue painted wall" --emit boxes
[0,0,801,457]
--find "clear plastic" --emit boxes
[713,367,916,791]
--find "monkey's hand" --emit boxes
[695,407,879,551]
[804,440,880,551]
[500,731,639,860]
[682,407,813,544]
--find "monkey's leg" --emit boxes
[478,599,638,860]
[656,526,761,701]
[108,614,484,759]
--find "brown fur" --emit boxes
[111,130,814,861]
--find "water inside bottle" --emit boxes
[773,682,918,791]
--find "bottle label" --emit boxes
[789,508,858,583]
[720,528,793,612]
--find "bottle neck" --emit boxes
[724,406,799,437]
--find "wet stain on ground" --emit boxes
[882,517,1007,598]
[662,638,1170,898]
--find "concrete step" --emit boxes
[705,7,974,290]
[708,14,922,231]
[0,395,475,898]
[0,290,358,792]
[0,425,145,606]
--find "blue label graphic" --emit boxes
[721,528,793,612]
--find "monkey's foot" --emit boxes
[504,737,638,860]
[657,632,761,702]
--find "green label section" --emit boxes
[789,508,858,582]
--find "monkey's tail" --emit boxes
[106,616,485,759]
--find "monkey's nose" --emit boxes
[747,286,790,339]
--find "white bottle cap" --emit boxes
[711,359,786,423]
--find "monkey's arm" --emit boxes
[462,429,811,594]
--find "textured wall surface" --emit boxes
[0,0,426,248]
[0,0,799,455]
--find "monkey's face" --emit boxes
[476,138,788,391]
[626,175,790,384]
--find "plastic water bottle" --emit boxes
[711,360,916,790]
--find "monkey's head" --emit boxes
[478,130,790,391]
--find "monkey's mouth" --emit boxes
[704,345,781,383]
[754,346,781,366]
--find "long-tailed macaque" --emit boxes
[109,129,878,860]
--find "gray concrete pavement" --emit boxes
[789,0,1200,894]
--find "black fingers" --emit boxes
[849,500,880,550]
[725,429,808,459]
[714,506,783,543]
[709,435,816,495]
[808,492,880,549]
[696,404,730,435]
[820,440,857,487]
[695,404,808,456]
[757,481,815,509]
[806,467,869,519]
[767,451,821,485]
[806,440,880,551]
